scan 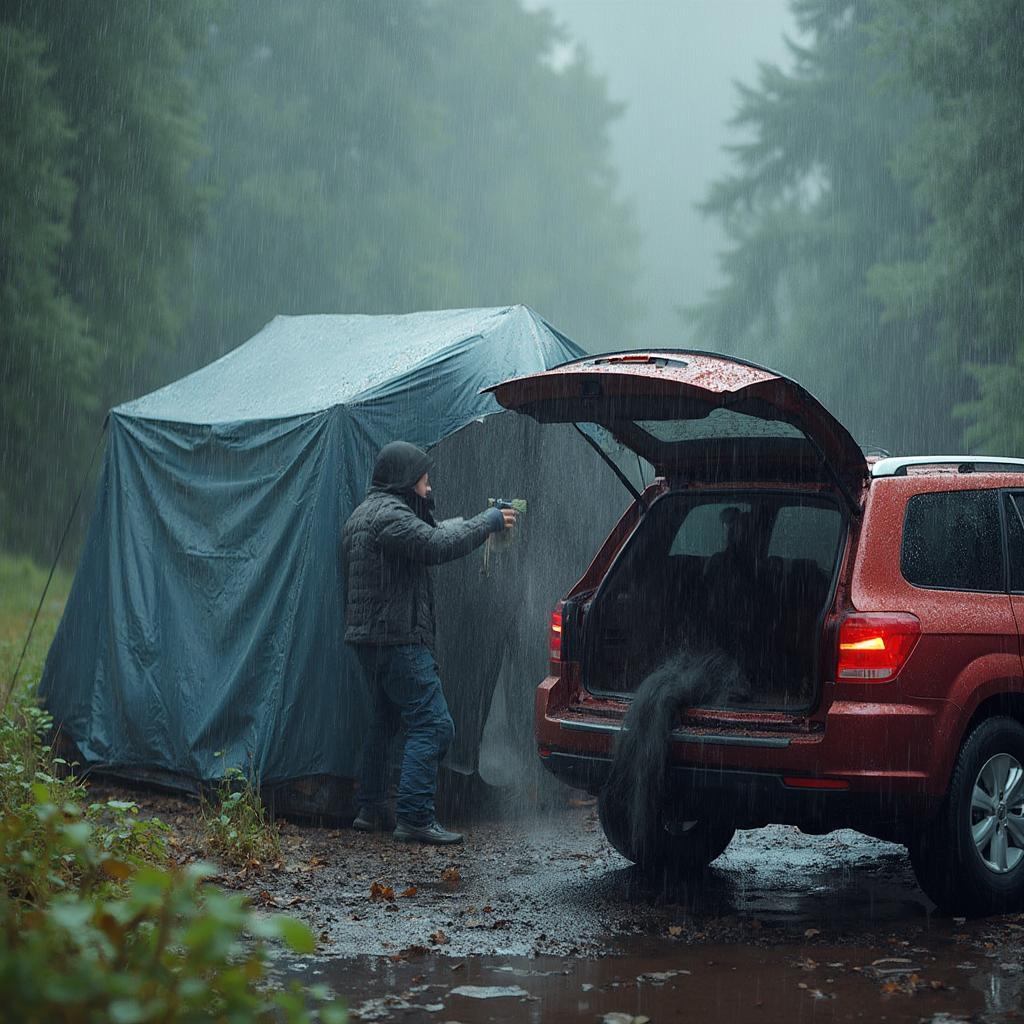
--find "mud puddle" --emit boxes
[277,939,1024,1023]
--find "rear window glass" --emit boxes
[901,490,1003,592]
[1007,494,1024,593]
[768,505,843,571]
[635,408,805,442]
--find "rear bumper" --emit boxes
[540,750,938,835]
[536,674,960,833]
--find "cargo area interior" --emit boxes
[582,490,845,711]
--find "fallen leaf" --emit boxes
[370,881,396,902]
[440,866,461,885]
[667,925,683,937]
[429,929,449,945]
[100,859,132,881]
[308,855,327,867]
[400,886,417,898]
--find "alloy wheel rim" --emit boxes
[970,753,1024,874]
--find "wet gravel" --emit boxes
[98,783,1024,1022]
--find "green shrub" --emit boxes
[0,772,344,1022]
[202,766,281,871]
[0,692,171,907]
[0,856,346,1023]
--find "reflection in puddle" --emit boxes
[277,940,1024,1024]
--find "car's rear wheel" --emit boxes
[597,789,735,873]
[909,716,1024,916]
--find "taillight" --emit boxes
[836,612,921,682]
[549,603,564,662]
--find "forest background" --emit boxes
[2,0,1022,563]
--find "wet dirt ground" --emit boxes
[102,782,1024,1023]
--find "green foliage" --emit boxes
[0,849,345,1023]
[186,0,636,369]
[691,0,941,454]
[872,0,1024,453]
[0,550,71,699]
[0,685,169,907]
[0,25,94,557]
[202,765,281,871]
[0,618,342,1021]
[1,2,211,561]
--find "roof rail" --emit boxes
[872,456,1024,478]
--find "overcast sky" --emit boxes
[529,0,798,345]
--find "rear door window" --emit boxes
[768,505,843,571]
[901,490,1004,592]
[1007,493,1024,593]
[669,500,751,556]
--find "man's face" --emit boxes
[414,472,431,498]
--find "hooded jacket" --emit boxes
[341,442,503,650]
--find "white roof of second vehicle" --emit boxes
[871,455,1024,477]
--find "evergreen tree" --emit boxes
[10,0,210,407]
[425,0,638,349]
[185,0,637,367]
[691,0,941,453]
[0,24,92,553]
[875,0,1024,453]
[0,2,209,558]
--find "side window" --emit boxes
[768,505,843,571]
[1007,493,1024,593]
[901,490,1003,592]
[670,501,751,557]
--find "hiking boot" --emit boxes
[393,818,464,845]
[352,805,395,832]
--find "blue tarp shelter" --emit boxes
[40,306,587,800]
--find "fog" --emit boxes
[532,0,797,345]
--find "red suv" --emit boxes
[488,350,1024,915]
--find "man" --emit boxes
[341,440,515,845]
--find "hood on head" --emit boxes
[371,441,432,495]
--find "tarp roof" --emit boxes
[116,305,576,425]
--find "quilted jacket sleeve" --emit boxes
[377,505,500,565]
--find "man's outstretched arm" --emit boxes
[378,506,504,565]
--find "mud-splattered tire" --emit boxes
[909,716,1024,916]
[598,790,735,874]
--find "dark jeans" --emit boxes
[353,643,455,827]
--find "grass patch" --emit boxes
[203,766,282,872]
[0,550,72,701]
